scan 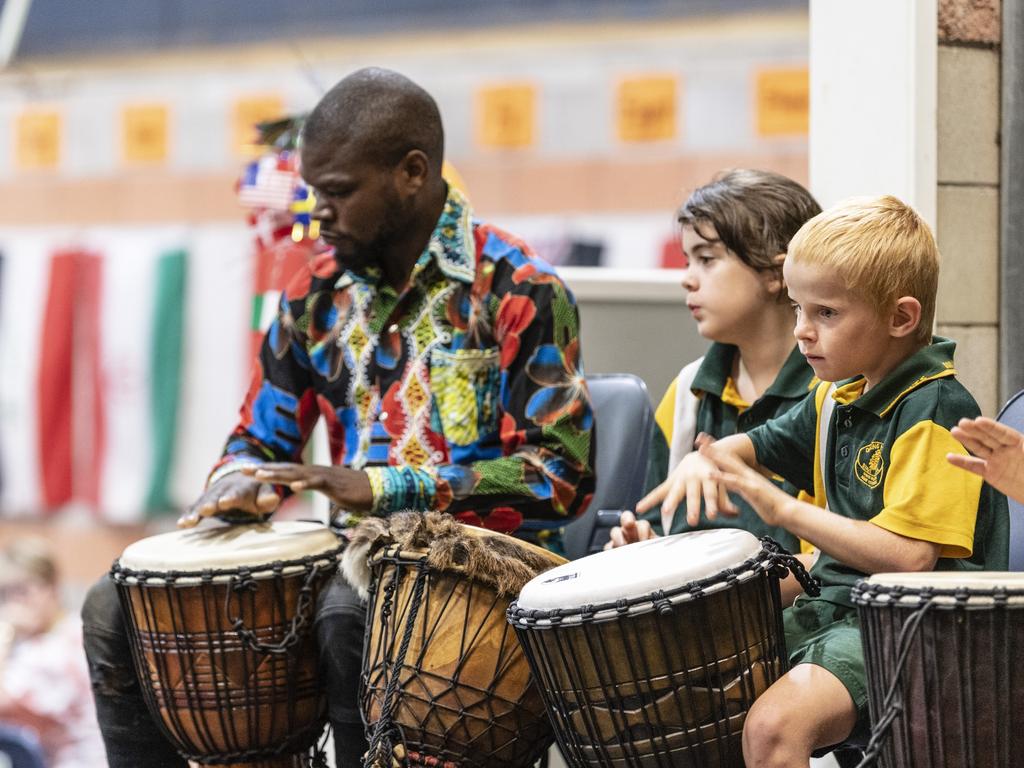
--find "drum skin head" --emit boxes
[118,520,340,571]
[516,528,762,612]
[867,571,1024,591]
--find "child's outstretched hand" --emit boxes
[704,445,792,527]
[636,447,737,536]
[948,417,1024,504]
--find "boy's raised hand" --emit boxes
[948,417,1024,504]
[705,446,792,527]
[635,448,737,535]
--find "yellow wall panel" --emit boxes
[15,110,61,171]
[477,83,537,149]
[756,67,809,137]
[617,75,678,143]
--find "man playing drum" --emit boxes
[82,67,595,768]
[642,195,1008,766]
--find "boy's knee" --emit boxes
[742,697,792,768]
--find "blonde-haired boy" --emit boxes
[640,194,1008,765]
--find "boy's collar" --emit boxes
[691,342,813,400]
[831,337,958,417]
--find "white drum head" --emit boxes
[867,571,1024,592]
[118,521,340,572]
[515,528,763,613]
[862,571,1024,608]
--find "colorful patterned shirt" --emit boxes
[211,188,595,534]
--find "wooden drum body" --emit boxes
[509,529,797,768]
[352,512,566,768]
[111,522,343,768]
[854,572,1024,768]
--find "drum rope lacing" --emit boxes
[759,536,820,597]
[851,581,1024,768]
[111,545,343,764]
[226,562,322,655]
[854,597,938,768]
[366,558,430,768]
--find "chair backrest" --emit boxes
[0,725,47,768]
[997,389,1024,570]
[562,373,655,560]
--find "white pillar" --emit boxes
[809,0,937,227]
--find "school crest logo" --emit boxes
[855,441,884,489]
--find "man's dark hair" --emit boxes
[678,169,821,290]
[302,67,444,171]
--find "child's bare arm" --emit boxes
[635,434,757,534]
[710,448,941,573]
[948,417,1024,504]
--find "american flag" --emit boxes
[238,155,300,211]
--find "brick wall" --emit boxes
[935,0,1003,415]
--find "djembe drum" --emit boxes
[345,512,566,768]
[111,521,343,768]
[853,572,1024,768]
[508,529,817,768]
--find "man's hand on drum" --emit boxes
[179,472,282,528]
[241,463,374,511]
[948,417,1024,505]
[604,510,658,549]
[635,442,739,535]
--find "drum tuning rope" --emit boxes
[365,559,430,768]
[853,599,938,768]
[759,536,821,597]
[226,560,323,654]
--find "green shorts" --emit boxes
[783,596,871,743]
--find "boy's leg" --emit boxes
[742,663,857,767]
[80,574,187,768]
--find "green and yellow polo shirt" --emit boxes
[748,337,1009,608]
[645,342,816,552]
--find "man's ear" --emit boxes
[395,149,428,195]
[890,296,922,338]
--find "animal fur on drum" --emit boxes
[341,511,561,601]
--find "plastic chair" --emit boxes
[562,373,655,560]
[0,725,47,768]
[997,389,1024,570]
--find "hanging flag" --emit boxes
[168,226,253,512]
[74,252,104,510]
[251,238,315,359]
[94,231,173,523]
[0,237,51,515]
[37,251,81,510]
[239,153,300,211]
[145,249,187,513]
